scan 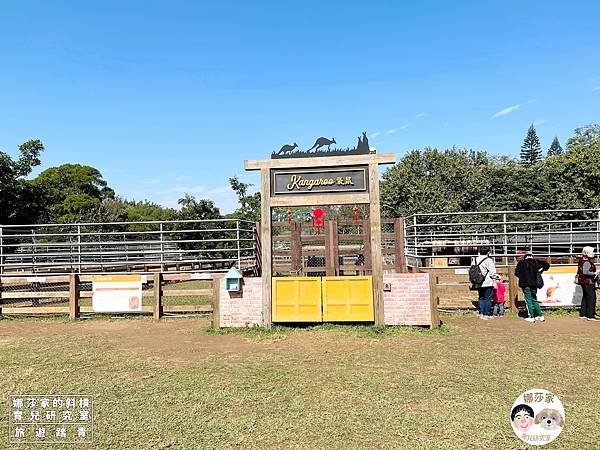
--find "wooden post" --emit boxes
[260,167,272,328]
[211,274,223,328]
[290,222,302,274]
[0,277,3,316]
[363,218,372,275]
[427,271,440,328]
[153,272,162,320]
[325,220,339,276]
[395,217,406,273]
[507,265,519,312]
[369,163,385,325]
[69,274,80,320]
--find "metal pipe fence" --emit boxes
[404,208,600,268]
[0,219,257,276]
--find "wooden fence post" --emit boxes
[153,272,162,320]
[0,277,3,316]
[211,274,223,328]
[395,217,407,273]
[325,220,339,276]
[508,265,519,312]
[69,274,80,319]
[428,271,440,328]
[290,222,302,274]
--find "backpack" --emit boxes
[469,256,489,287]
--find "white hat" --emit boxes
[582,246,594,258]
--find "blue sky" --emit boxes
[1,1,599,213]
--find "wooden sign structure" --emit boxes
[245,152,396,327]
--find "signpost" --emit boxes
[92,275,143,313]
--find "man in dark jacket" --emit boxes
[514,250,550,322]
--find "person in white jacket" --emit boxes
[475,246,498,320]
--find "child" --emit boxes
[492,277,506,317]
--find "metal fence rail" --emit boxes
[0,219,257,276]
[404,208,600,268]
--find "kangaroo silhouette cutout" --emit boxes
[276,143,298,155]
[307,137,336,152]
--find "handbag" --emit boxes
[535,272,544,289]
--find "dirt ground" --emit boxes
[1,313,597,366]
[1,313,599,449]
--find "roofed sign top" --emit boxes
[272,132,373,159]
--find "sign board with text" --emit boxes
[92,275,143,312]
[538,266,582,306]
[271,166,368,195]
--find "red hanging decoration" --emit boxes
[352,206,359,223]
[311,208,325,235]
[287,207,292,225]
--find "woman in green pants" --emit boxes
[514,251,550,322]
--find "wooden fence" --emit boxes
[269,218,406,276]
[0,273,219,319]
[417,266,521,310]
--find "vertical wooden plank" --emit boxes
[395,217,407,273]
[290,222,302,274]
[153,272,162,320]
[0,277,3,316]
[427,271,440,328]
[325,220,338,276]
[331,220,339,276]
[260,167,272,328]
[363,218,372,275]
[507,265,519,312]
[69,274,80,320]
[368,163,385,325]
[211,274,223,328]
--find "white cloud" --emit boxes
[416,112,426,118]
[387,129,397,134]
[400,124,409,130]
[533,119,547,126]
[593,86,600,92]
[371,132,381,138]
[492,104,520,118]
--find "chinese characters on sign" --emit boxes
[510,389,564,446]
[271,167,368,195]
[9,395,94,444]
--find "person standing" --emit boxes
[514,250,550,322]
[576,246,598,321]
[475,246,498,320]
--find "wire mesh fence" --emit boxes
[0,219,257,276]
[405,208,600,268]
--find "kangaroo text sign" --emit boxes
[92,275,143,312]
[271,166,368,195]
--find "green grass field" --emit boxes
[1,314,598,449]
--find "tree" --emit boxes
[32,164,115,223]
[177,194,221,220]
[228,176,261,222]
[0,139,45,224]
[547,136,563,156]
[520,124,542,165]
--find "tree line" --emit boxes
[1,123,598,226]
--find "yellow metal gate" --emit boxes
[272,276,374,322]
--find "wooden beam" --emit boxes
[260,167,273,328]
[245,153,396,170]
[428,271,440,328]
[290,222,302,274]
[69,274,80,320]
[368,163,384,325]
[395,217,407,273]
[153,272,162,320]
[270,193,370,207]
[211,274,223,328]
